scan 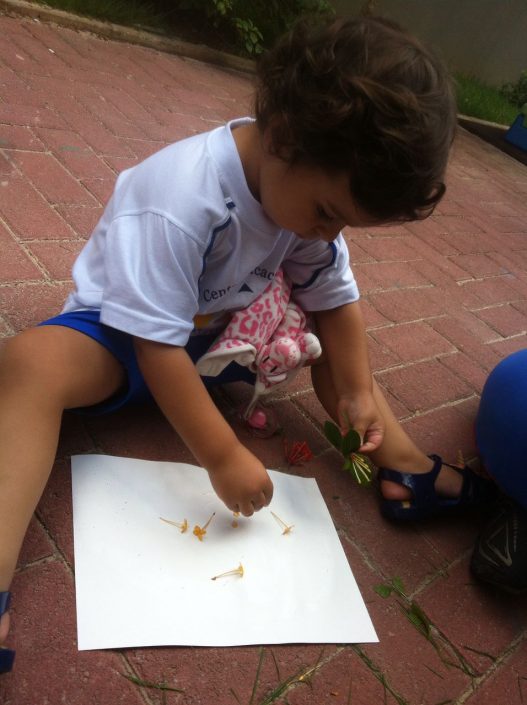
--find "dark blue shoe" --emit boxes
[0,592,15,674]
[471,497,527,594]
[378,454,496,521]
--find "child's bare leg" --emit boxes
[310,361,463,499]
[0,325,125,640]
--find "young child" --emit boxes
[0,16,492,665]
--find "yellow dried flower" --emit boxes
[193,512,215,541]
[350,453,372,485]
[211,563,244,581]
[159,516,188,533]
[271,510,294,535]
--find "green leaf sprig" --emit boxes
[323,420,372,486]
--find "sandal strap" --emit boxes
[0,649,15,674]
[378,454,444,507]
[437,457,493,503]
[458,463,493,503]
[379,453,496,522]
[0,592,10,617]
[0,591,15,675]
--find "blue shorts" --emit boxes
[39,310,255,416]
[475,349,527,509]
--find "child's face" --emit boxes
[258,154,380,241]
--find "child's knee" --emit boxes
[0,328,66,391]
[0,331,37,375]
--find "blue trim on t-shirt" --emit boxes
[291,242,337,290]
[199,215,232,282]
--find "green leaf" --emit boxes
[341,428,362,455]
[324,420,342,451]
[407,610,425,631]
[391,576,406,595]
[343,457,354,473]
[373,584,393,598]
[407,603,431,637]
[121,673,184,693]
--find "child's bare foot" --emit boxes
[0,611,9,645]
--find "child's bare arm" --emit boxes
[313,301,384,453]
[134,338,273,515]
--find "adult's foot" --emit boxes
[471,497,527,594]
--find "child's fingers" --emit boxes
[359,427,384,453]
[238,502,255,517]
[359,440,378,453]
[239,499,263,516]
[251,491,270,513]
[263,483,273,506]
[239,489,272,517]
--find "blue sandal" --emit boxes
[0,592,15,674]
[378,454,496,521]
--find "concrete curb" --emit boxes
[458,113,527,167]
[0,0,256,74]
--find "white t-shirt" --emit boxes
[63,118,360,346]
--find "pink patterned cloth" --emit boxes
[196,270,322,417]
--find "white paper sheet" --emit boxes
[71,454,378,650]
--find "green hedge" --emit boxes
[500,70,527,112]
[34,0,335,56]
[156,0,335,55]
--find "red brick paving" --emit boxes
[0,11,526,705]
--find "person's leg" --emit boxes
[470,350,527,592]
[0,325,126,599]
[311,361,464,498]
[475,349,527,508]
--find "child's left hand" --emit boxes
[336,391,384,454]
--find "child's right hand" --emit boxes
[207,443,273,516]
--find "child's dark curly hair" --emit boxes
[255,16,457,222]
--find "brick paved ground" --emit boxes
[1,12,527,705]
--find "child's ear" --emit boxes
[261,119,292,162]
